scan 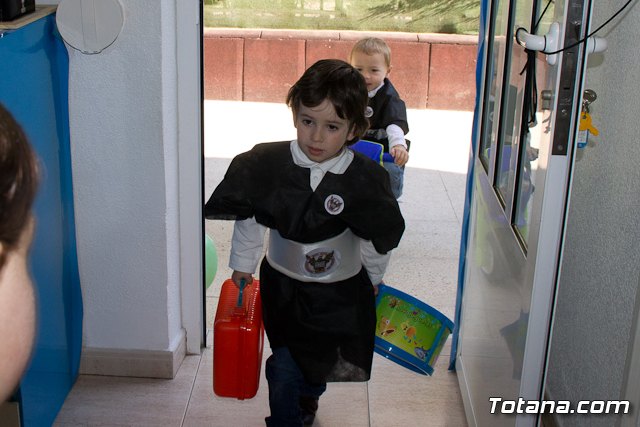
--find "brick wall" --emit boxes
[203,28,478,111]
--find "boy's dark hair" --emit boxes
[287,59,369,145]
[0,103,39,270]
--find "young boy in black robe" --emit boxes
[205,59,405,426]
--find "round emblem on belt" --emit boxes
[365,106,374,118]
[304,248,340,276]
[324,194,344,215]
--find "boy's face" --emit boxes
[294,99,356,163]
[350,51,390,92]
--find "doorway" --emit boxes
[200,4,476,424]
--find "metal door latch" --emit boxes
[515,22,607,65]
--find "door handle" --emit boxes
[516,22,607,66]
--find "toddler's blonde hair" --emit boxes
[350,37,392,68]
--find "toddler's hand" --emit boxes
[390,145,409,167]
[231,270,253,288]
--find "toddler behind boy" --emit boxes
[350,37,410,199]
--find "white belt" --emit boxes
[266,229,361,283]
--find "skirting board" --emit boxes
[79,330,186,379]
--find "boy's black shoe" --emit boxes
[299,396,319,426]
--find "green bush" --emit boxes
[204,0,480,35]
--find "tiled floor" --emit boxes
[54,101,473,426]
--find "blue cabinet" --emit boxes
[0,10,82,426]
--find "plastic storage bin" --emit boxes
[374,283,454,375]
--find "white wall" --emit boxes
[544,2,640,426]
[58,0,195,355]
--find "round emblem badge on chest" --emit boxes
[324,194,344,215]
[365,106,374,118]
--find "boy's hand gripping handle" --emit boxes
[232,278,247,316]
[236,278,246,307]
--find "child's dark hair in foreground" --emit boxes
[0,103,39,402]
[205,59,405,426]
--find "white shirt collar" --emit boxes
[368,81,385,98]
[290,140,353,174]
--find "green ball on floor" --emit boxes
[205,234,218,289]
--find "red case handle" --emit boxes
[232,279,247,316]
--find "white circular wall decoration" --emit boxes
[56,0,124,54]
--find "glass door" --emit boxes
[456,0,593,425]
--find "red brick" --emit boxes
[243,39,306,103]
[203,37,244,100]
[305,40,353,66]
[387,41,430,109]
[428,44,477,110]
[417,33,477,45]
[339,30,419,43]
[204,28,262,39]
[262,29,340,40]
[201,29,479,111]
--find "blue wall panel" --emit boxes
[0,13,82,426]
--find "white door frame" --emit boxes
[177,1,204,355]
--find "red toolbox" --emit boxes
[213,278,264,399]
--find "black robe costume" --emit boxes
[205,141,405,383]
[364,78,410,153]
